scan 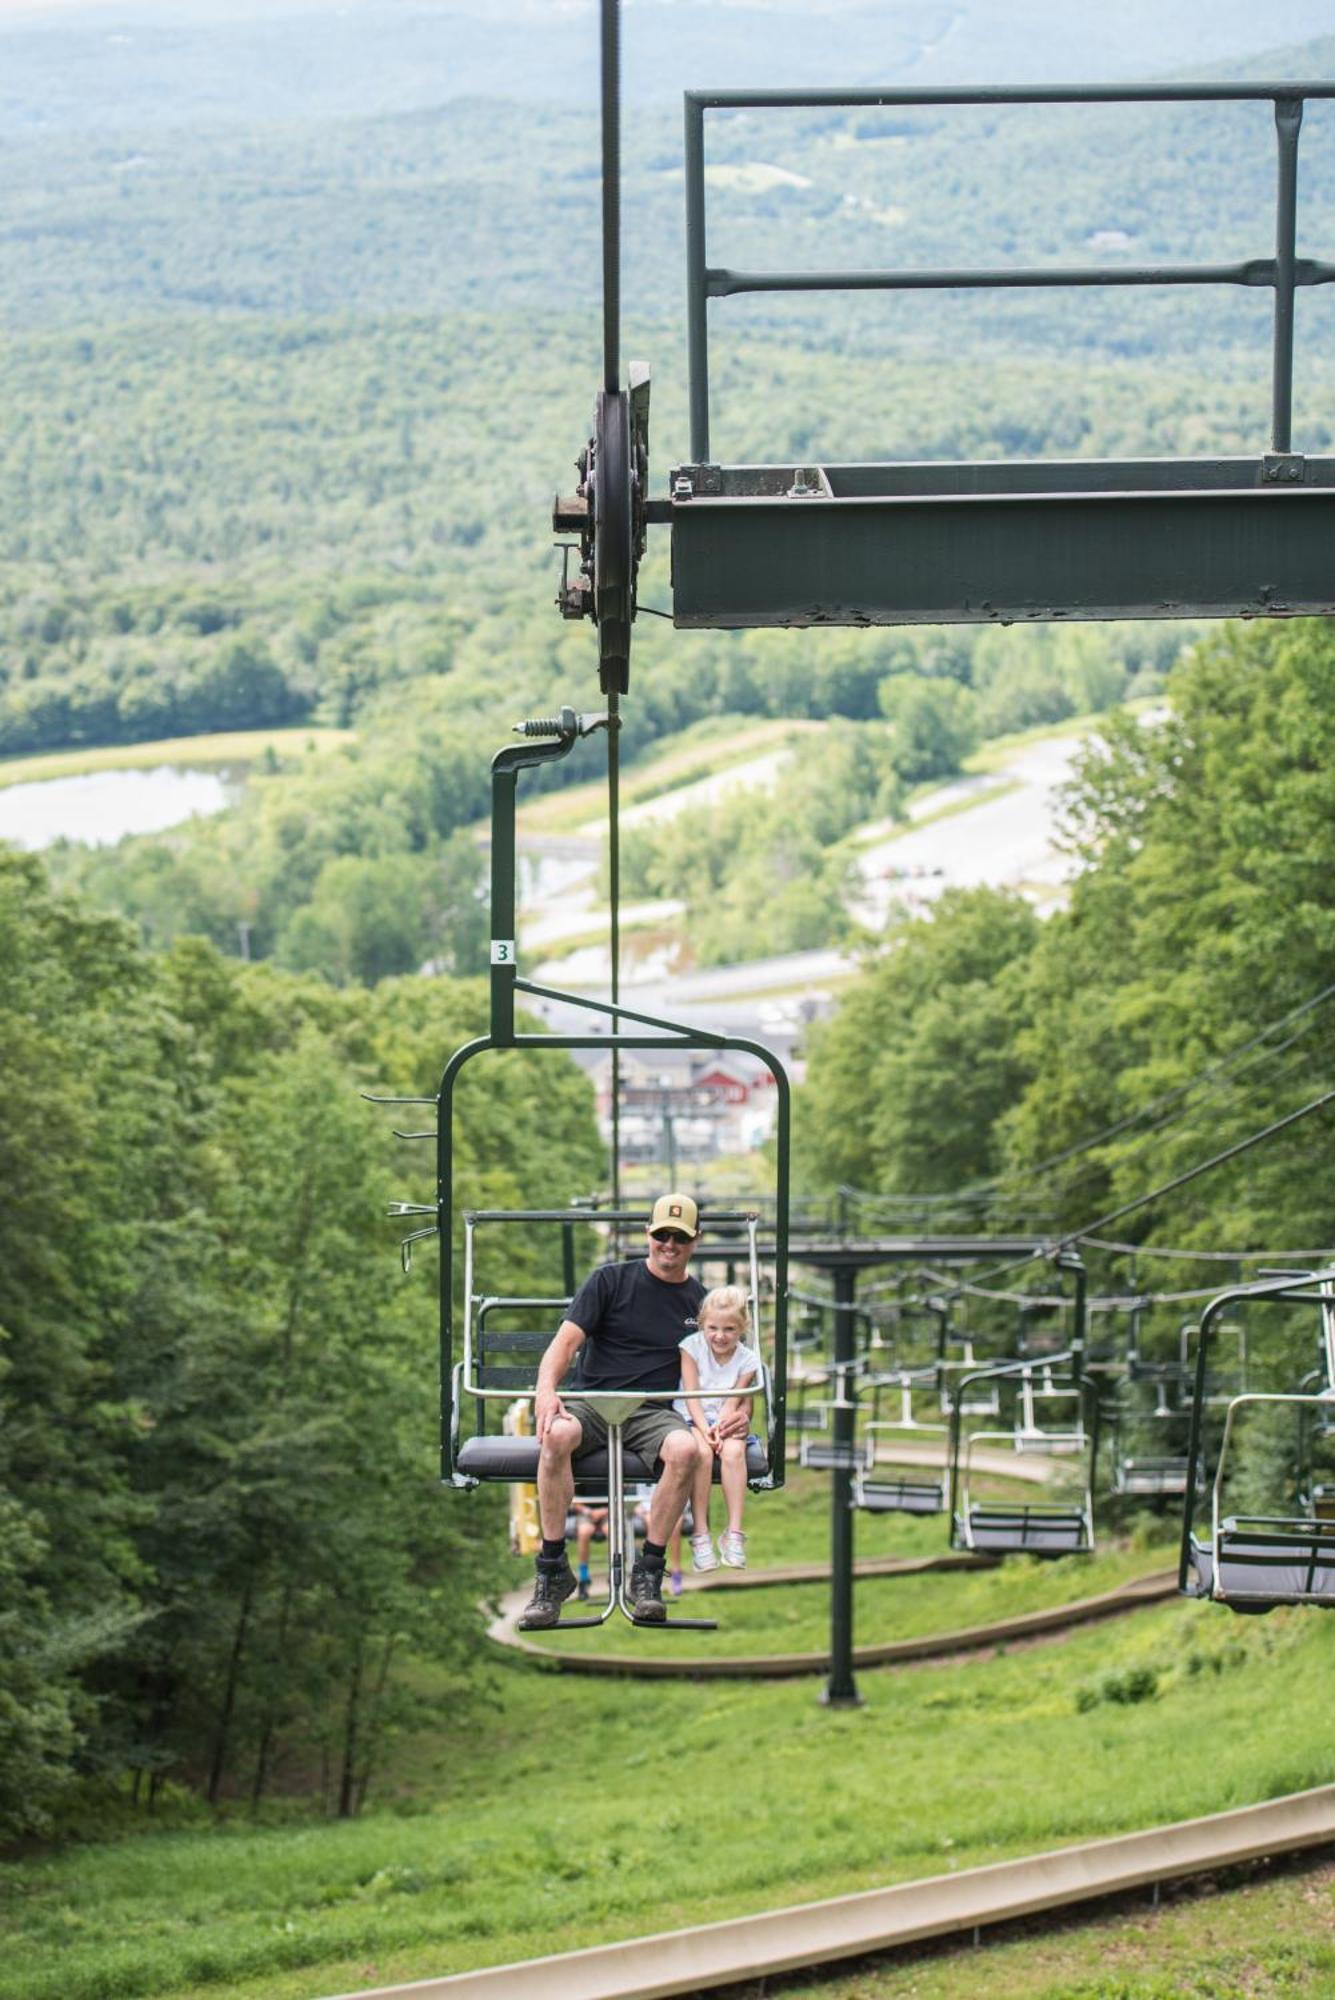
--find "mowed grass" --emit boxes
[5,1565,1333,2000]
[616,1459,1079,1571]
[514,1538,1176,1661]
[515,715,821,836]
[0,727,355,787]
[780,1854,1335,1999]
[507,1461,1176,1660]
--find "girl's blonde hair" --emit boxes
[699,1284,751,1334]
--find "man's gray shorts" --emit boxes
[566,1397,689,1472]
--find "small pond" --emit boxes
[0,765,242,851]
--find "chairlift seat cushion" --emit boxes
[1190,1523,1335,1607]
[1118,1456,1189,1496]
[800,1439,872,1472]
[857,1478,943,1516]
[960,1505,1090,1555]
[457,1434,768,1484]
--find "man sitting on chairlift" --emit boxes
[519,1193,742,1628]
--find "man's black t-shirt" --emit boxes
[567,1259,705,1393]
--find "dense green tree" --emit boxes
[0,853,604,1827]
[797,887,1040,1193]
[878,673,980,782]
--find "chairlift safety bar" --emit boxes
[685,82,1335,464]
[1178,1267,1335,1597]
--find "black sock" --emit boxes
[539,1538,566,1564]
[642,1539,666,1566]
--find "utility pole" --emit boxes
[822,1263,863,1708]
[659,1074,678,1184]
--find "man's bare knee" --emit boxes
[539,1417,582,1465]
[659,1431,696,1475]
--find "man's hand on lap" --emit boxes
[535,1388,567,1440]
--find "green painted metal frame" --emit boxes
[673,83,1335,628]
[435,710,791,1487]
[1177,1268,1335,1597]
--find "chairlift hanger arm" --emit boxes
[1178,1267,1335,1595]
[672,81,1335,628]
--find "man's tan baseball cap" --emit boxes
[649,1192,699,1236]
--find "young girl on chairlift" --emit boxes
[675,1285,761,1572]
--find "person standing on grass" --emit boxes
[676,1285,760,1572]
[518,1193,706,1630]
[570,1499,608,1600]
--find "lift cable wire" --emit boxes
[922,1085,1335,1295]
[602,0,623,1223]
[999,977,1335,1190]
[911,1268,1309,1312]
[1014,1030,1326,1212]
[1083,1234,1335,1263]
[835,1032,1327,1248]
[1054,1087,1335,1252]
[608,687,622,1224]
[862,1035,1328,1247]
[601,0,620,393]
[837,976,1335,1220]
[1044,1058,1331,1241]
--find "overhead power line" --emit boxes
[1055,1088,1335,1251]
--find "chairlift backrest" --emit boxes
[1179,1268,1335,1607]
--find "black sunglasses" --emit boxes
[650,1228,693,1245]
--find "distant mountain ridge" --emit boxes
[1,0,1332,135]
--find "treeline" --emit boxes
[0,297,1289,759]
[799,618,1335,1270]
[45,612,1172,987]
[6,82,1334,354]
[0,849,603,1840]
[47,680,497,985]
[608,620,1177,966]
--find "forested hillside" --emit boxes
[800,617,1335,1257]
[0,849,602,1838]
[7,2,1335,1854]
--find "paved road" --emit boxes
[854,735,1084,927]
[523,721,1130,1045]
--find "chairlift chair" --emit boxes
[855,1367,948,1515]
[1180,1273,1335,1611]
[799,1350,873,1473]
[1013,1363,1088,1452]
[801,1435,876,1474]
[1108,1361,1193,1500]
[786,1292,833,1436]
[454,1206,774,1630]
[383,704,792,1636]
[950,1356,1098,1556]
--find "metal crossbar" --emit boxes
[684,82,1335,463]
[1179,1270,1335,1605]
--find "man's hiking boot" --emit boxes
[629,1555,667,1624]
[517,1557,577,1630]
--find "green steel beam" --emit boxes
[668,462,1335,628]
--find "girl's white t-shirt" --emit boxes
[674,1332,761,1426]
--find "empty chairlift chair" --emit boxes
[855,1367,948,1515]
[1110,1358,1193,1501]
[787,1295,833,1438]
[1181,1272,1335,1612]
[950,1357,1098,1556]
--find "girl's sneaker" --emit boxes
[668,1568,684,1598]
[690,1533,719,1572]
[718,1529,748,1569]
